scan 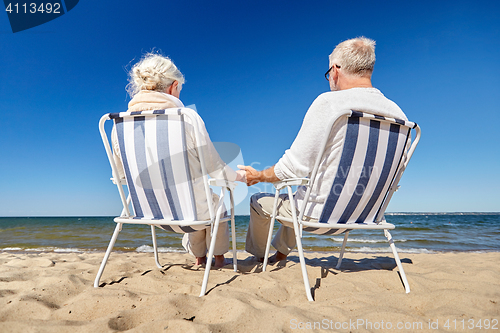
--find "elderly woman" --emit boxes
[113,52,244,267]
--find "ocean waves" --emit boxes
[1,214,499,254]
[330,237,408,243]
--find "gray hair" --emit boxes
[329,37,376,77]
[126,52,185,97]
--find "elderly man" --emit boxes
[239,37,408,262]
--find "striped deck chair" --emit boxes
[262,110,421,301]
[95,108,237,297]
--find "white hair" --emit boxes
[126,52,185,97]
[329,37,376,77]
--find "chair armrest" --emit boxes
[110,177,126,186]
[272,178,309,190]
[208,178,237,191]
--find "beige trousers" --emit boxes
[182,222,229,257]
[245,193,310,258]
[182,193,229,257]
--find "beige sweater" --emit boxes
[112,91,237,220]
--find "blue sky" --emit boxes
[1,0,499,216]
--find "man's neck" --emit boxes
[338,76,373,90]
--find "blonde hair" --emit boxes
[126,52,185,97]
[329,37,376,77]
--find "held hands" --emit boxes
[237,165,261,186]
[237,165,280,186]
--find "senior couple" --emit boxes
[117,37,407,267]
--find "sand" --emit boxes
[0,250,499,332]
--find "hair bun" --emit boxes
[126,52,185,97]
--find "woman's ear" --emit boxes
[166,80,179,96]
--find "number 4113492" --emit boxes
[5,3,61,14]
[443,319,498,330]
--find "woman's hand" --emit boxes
[235,169,247,183]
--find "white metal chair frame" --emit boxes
[95,108,237,297]
[262,110,421,301]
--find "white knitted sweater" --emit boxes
[274,88,407,218]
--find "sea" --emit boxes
[1,213,499,254]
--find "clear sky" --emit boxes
[1,0,499,216]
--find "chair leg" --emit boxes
[384,229,411,293]
[94,223,122,288]
[151,225,162,269]
[200,208,224,297]
[295,230,314,301]
[263,190,281,272]
[286,186,314,301]
[336,231,349,269]
[230,190,237,272]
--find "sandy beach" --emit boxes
[0,250,498,332]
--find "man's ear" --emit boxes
[332,66,340,81]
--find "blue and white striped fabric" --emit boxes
[302,111,415,235]
[111,109,208,233]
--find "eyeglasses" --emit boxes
[324,64,341,81]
